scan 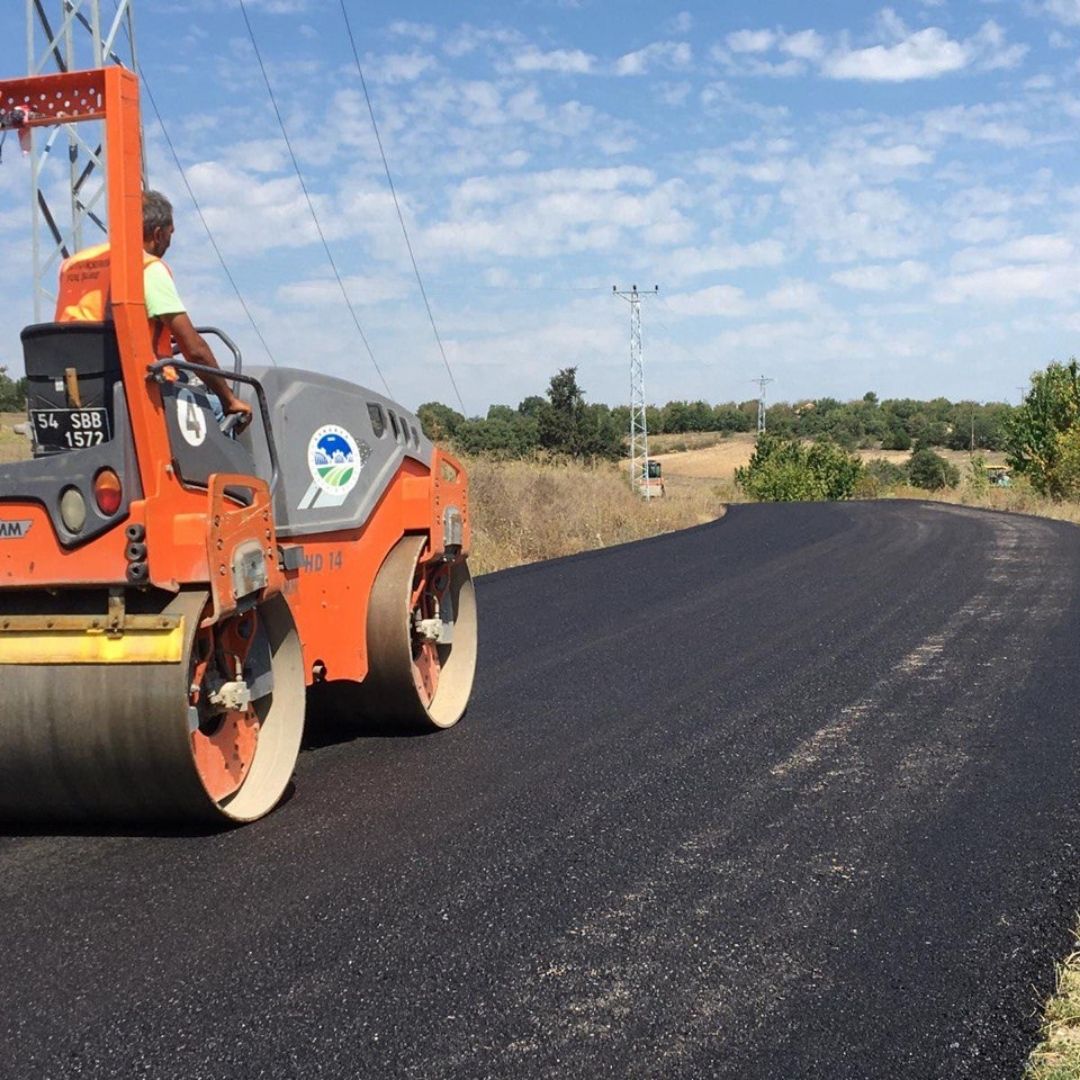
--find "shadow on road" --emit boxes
[301,680,436,750]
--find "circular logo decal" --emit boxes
[176,388,207,448]
[308,424,363,496]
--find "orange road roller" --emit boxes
[0,67,477,824]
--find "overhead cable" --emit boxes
[238,0,392,396]
[338,0,464,412]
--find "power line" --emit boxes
[237,0,392,396]
[138,64,277,367]
[338,0,464,412]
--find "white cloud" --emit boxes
[781,30,826,61]
[513,47,596,74]
[277,274,410,306]
[614,41,692,76]
[937,263,1080,304]
[864,144,933,168]
[421,168,689,260]
[442,25,522,59]
[726,30,777,54]
[660,239,787,281]
[664,284,752,317]
[658,81,692,107]
[387,21,436,43]
[823,19,1025,82]
[937,236,1078,304]
[1044,1,1080,26]
[830,260,931,291]
[949,216,1013,244]
[825,28,969,81]
[922,104,1031,148]
[951,234,1074,272]
[371,51,438,84]
[766,280,821,310]
[668,12,694,35]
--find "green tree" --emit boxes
[713,402,752,432]
[0,370,27,412]
[517,395,546,418]
[453,414,538,457]
[417,401,464,442]
[735,435,863,502]
[908,447,959,490]
[536,367,621,460]
[1006,360,1080,497]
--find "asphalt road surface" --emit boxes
[4,501,1080,1079]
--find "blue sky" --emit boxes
[4,1,1080,413]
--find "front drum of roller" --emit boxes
[352,535,478,730]
[0,590,305,825]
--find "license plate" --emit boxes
[30,408,110,451]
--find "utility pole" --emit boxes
[26,1,139,319]
[752,374,773,434]
[613,284,658,497]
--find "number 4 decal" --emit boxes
[176,389,208,448]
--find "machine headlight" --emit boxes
[59,487,87,533]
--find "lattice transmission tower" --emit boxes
[614,284,657,496]
[752,374,773,434]
[26,0,140,320]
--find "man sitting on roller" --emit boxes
[56,189,252,427]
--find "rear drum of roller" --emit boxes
[0,590,305,825]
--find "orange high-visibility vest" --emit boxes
[55,243,176,360]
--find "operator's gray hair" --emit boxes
[142,190,173,238]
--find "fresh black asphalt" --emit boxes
[4,500,1080,1078]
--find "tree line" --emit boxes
[0,370,27,412]
[419,369,1016,460]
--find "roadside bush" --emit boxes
[908,447,959,490]
[735,435,863,502]
[855,457,908,498]
[866,458,908,488]
[966,454,989,496]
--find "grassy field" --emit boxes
[652,432,1009,483]
[0,412,31,464]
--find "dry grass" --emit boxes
[0,412,31,464]
[882,480,1080,526]
[462,454,730,575]
[649,431,735,454]
[1027,925,1080,1079]
[653,433,757,480]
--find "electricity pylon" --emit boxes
[614,285,658,496]
[26,1,139,319]
[752,374,773,434]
